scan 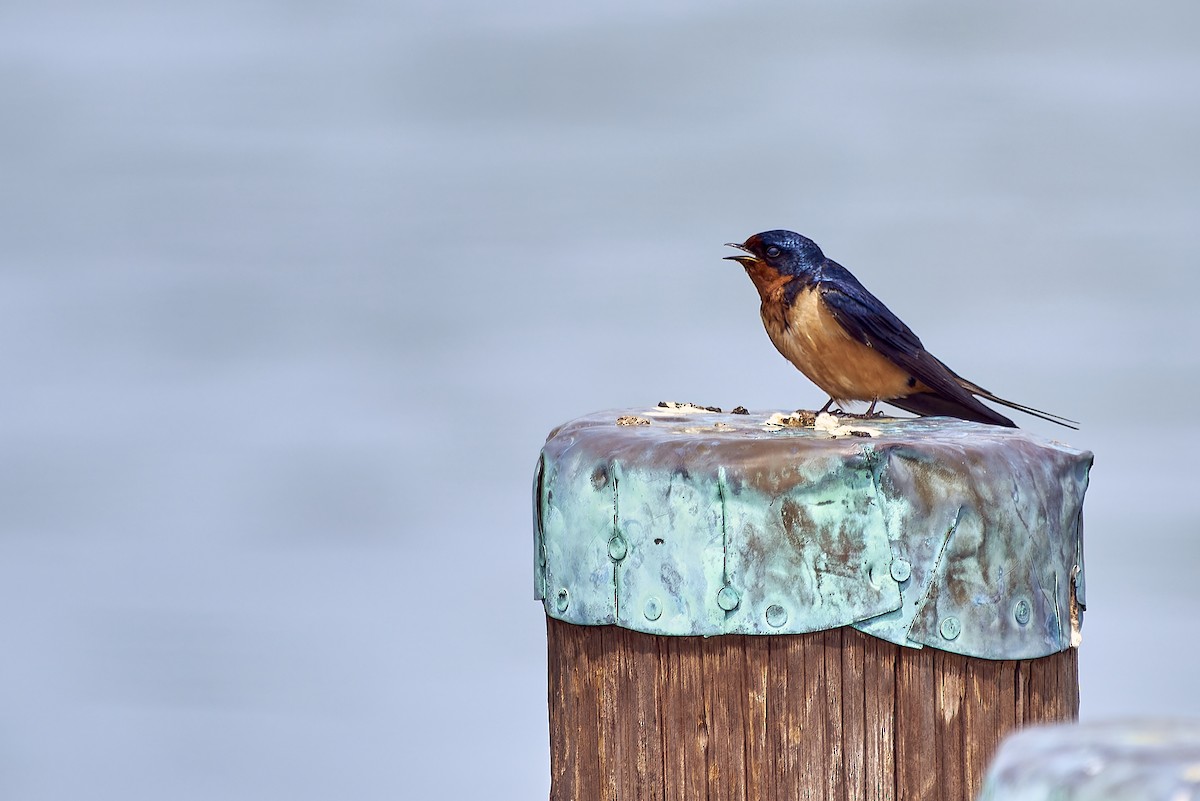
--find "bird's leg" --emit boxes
[818,398,835,415]
[865,399,878,417]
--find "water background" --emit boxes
[2,1,1198,798]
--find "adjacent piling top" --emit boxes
[533,404,1092,660]
[979,720,1200,800]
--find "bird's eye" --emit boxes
[765,246,781,258]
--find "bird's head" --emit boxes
[724,230,825,277]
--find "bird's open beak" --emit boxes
[724,242,757,265]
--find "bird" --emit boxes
[724,229,1077,429]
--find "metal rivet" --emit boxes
[889,557,912,583]
[555,588,569,613]
[607,534,628,561]
[716,586,741,611]
[644,597,662,621]
[1014,598,1031,625]
[590,466,608,489]
[765,604,788,628]
[939,616,961,641]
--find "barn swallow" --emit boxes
[725,229,1077,429]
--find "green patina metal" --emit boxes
[534,406,1092,660]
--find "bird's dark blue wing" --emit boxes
[816,261,926,359]
[818,260,1017,426]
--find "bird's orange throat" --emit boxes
[742,261,795,304]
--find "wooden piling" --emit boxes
[535,407,1092,801]
[547,620,1077,801]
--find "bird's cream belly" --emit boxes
[762,287,916,403]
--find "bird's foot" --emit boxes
[841,400,886,420]
[800,406,848,417]
[842,410,887,420]
[812,398,850,417]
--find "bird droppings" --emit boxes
[763,411,817,430]
[814,412,880,438]
[616,416,651,426]
[657,401,721,413]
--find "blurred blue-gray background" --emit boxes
[2,1,1197,798]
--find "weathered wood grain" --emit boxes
[547,618,1079,801]
[863,630,896,801]
[840,628,866,801]
[896,644,938,801]
[932,650,965,801]
[800,631,828,800]
[741,636,770,801]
